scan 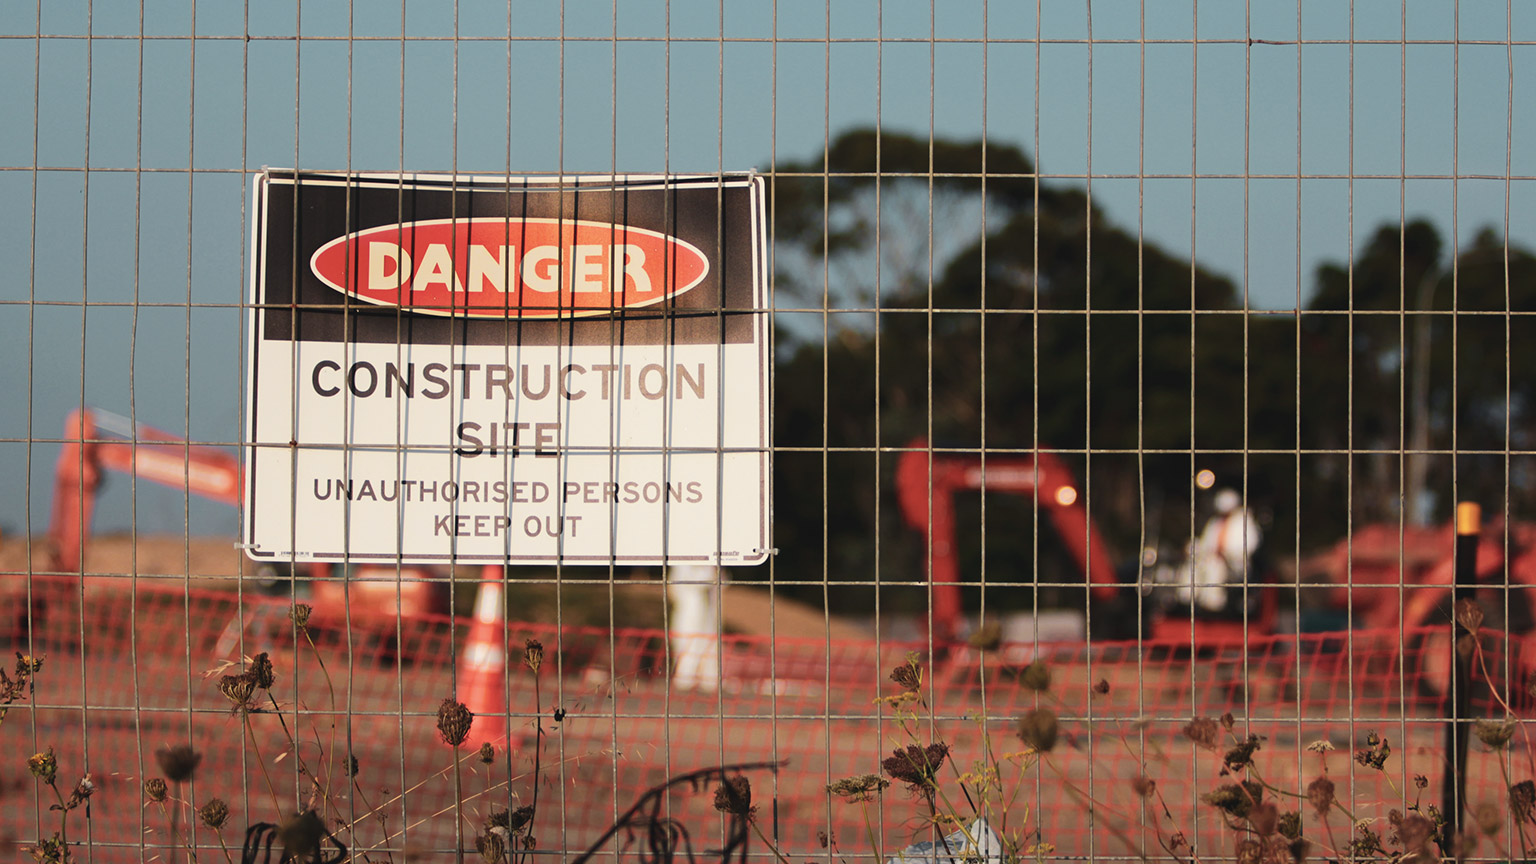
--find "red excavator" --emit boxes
[48,408,243,572]
[1301,518,1529,635]
[1303,513,1536,694]
[45,408,441,626]
[894,439,1120,644]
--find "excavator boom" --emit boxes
[48,408,242,572]
[895,439,1118,643]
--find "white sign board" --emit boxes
[244,172,769,565]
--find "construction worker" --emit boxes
[1179,488,1263,615]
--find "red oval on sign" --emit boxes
[309,218,711,318]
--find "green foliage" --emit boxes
[768,127,1536,613]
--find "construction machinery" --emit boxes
[894,439,1120,644]
[48,408,242,572]
[45,408,442,627]
[1303,516,1536,635]
[1298,511,1536,698]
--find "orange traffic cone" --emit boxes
[460,565,509,750]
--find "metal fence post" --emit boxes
[1444,501,1481,846]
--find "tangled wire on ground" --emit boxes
[240,811,347,864]
[572,761,786,864]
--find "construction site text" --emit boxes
[310,360,707,402]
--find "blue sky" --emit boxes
[1,0,1532,537]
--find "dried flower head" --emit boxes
[1413,773,1428,790]
[62,774,95,811]
[1306,776,1336,816]
[144,777,168,802]
[1476,716,1517,750]
[476,831,508,864]
[817,830,830,849]
[1470,802,1500,839]
[1305,739,1335,754]
[198,798,230,830]
[1250,802,1279,837]
[1020,661,1052,693]
[1130,775,1156,798]
[478,742,496,764]
[523,639,544,674]
[1202,780,1263,819]
[1016,708,1059,753]
[437,698,474,747]
[1456,597,1485,634]
[713,775,754,816]
[1220,711,1236,731]
[489,804,535,835]
[1425,803,1448,833]
[1235,839,1262,864]
[1349,822,1384,858]
[157,744,202,783]
[1278,811,1302,840]
[882,743,950,788]
[1091,678,1110,695]
[890,654,922,693]
[967,621,1002,652]
[1398,812,1434,852]
[218,673,257,709]
[249,652,276,690]
[1289,837,1311,864]
[828,774,890,802]
[1184,717,1220,750]
[1512,780,1536,824]
[1224,734,1263,773]
[22,834,66,864]
[27,747,57,784]
[289,603,312,628]
[1355,732,1390,770]
[277,810,327,858]
[0,652,44,711]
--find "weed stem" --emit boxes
[244,710,286,816]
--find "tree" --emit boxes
[1306,220,1536,527]
[766,128,1536,621]
[767,128,1263,614]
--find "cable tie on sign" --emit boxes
[232,542,260,550]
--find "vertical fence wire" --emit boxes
[5,3,1536,862]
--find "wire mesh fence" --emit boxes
[5,1,1536,862]
[11,572,1536,861]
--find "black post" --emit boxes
[1442,501,1480,849]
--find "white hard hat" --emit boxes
[1214,488,1241,514]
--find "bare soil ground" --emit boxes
[1,533,248,582]
[0,534,865,641]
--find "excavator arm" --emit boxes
[48,408,242,572]
[895,438,1118,643]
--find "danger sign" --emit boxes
[244,171,770,565]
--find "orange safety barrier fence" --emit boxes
[4,574,1533,861]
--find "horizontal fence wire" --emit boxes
[5,574,1535,860]
[5,1,1535,862]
